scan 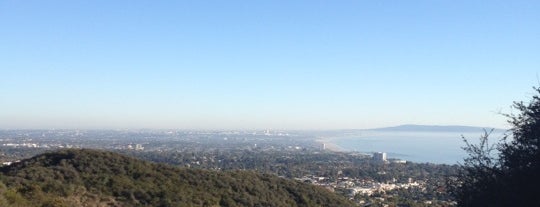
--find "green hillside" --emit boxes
[0,149,354,207]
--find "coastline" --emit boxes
[315,138,347,152]
[314,131,476,164]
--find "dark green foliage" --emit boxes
[452,87,540,206]
[0,149,354,207]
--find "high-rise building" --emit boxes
[373,152,387,162]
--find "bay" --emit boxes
[326,130,506,164]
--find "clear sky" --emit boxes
[1,1,539,130]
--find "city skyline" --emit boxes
[1,1,539,130]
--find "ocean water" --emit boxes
[328,130,506,164]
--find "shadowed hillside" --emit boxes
[0,149,354,207]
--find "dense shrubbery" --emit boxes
[452,88,540,206]
[0,149,355,207]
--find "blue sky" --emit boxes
[1,1,539,130]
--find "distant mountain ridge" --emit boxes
[370,124,506,133]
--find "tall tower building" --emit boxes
[373,152,387,162]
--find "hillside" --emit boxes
[0,149,354,207]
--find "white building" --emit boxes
[373,152,387,162]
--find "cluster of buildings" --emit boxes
[2,142,76,149]
[125,144,144,150]
[346,179,422,196]
[296,175,424,198]
[3,143,40,148]
[373,152,407,164]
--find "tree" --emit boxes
[451,87,540,206]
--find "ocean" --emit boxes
[326,130,507,164]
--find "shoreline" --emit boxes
[315,138,347,152]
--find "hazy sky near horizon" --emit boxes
[1,1,539,130]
